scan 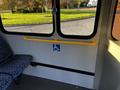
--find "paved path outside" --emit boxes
[61,18,95,35]
[5,18,95,35]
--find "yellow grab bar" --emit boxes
[24,36,97,46]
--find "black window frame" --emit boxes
[0,0,55,37]
[56,0,102,39]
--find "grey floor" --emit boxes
[7,75,91,90]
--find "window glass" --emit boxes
[60,0,99,36]
[112,0,120,40]
[0,0,53,34]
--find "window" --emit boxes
[112,0,120,40]
[57,0,101,39]
[0,0,54,36]
[0,0,101,39]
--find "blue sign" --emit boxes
[53,44,60,52]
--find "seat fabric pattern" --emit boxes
[0,55,33,90]
[0,74,12,90]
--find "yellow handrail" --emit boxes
[23,36,97,46]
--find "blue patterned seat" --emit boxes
[0,73,12,90]
[0,35,33,90]
[0,55,32,90]
[0,55,32,79]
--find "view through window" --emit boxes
[112,0,120,40]
[60,0,98,36]
[0,0,99,38]
[0,0,53,34]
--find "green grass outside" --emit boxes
[1,9,96,26]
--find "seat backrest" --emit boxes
[0,35,14,64]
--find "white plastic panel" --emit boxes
[6,35,97,73]
[2,35,98,89]
[24,65,94,89]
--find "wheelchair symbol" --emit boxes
[53,44,60,52]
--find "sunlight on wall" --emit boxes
[108,40,120,63]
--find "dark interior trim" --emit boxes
[31,62,95,76]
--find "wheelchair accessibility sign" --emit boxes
[53,44,60,52]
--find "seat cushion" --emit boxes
[0,74,12,90]
[0,35,14,64]
[0,54,33,79]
